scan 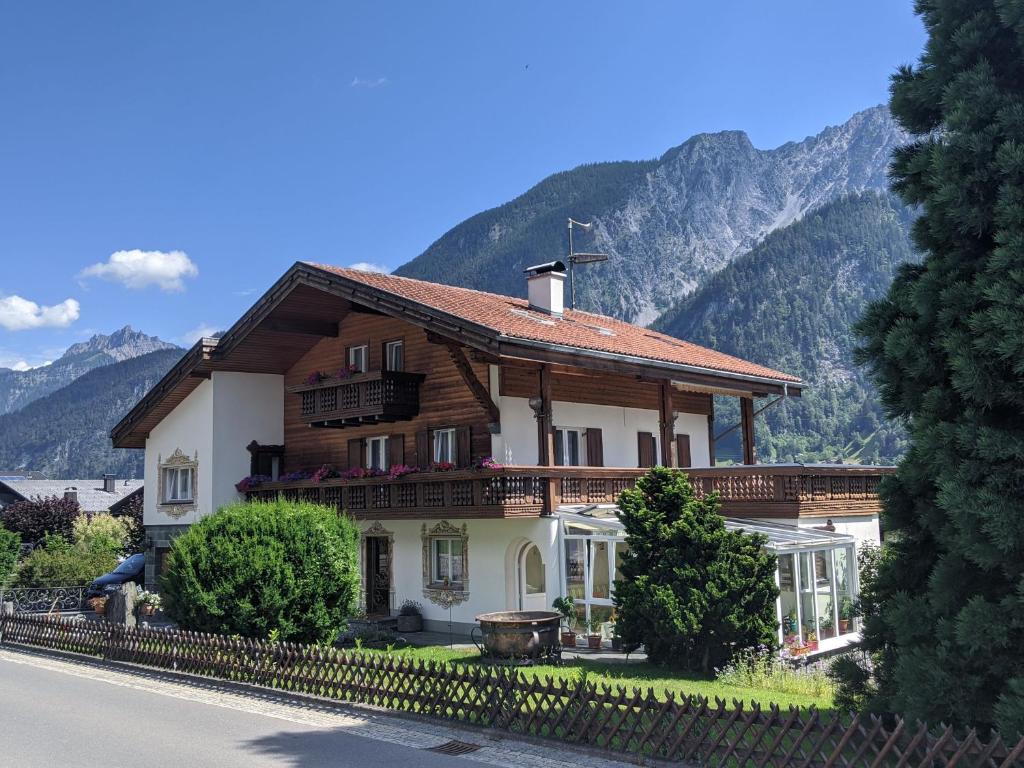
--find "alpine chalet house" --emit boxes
[112,261,889,656]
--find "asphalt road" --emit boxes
[0,653,470,767]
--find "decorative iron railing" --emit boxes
[245,464,893,519]
[288,370,425,427]
[0,585,88,614]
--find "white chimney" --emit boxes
[525,261,567,316]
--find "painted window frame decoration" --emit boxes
[421,520,469,606]
[157,448,198,519]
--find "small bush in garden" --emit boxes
[161,499,360,644]
[614,467,779,673]
[0,526,20,586]
[14,533,120,587]
[717,646,833,698]
[0,495,81,544]
[72,513,133,558]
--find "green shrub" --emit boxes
[72,513,133,557]
[614,467,779,673]
[717,647,832,698]
[15,533,119,587]
[161,500,360,644]
[0,527,20,587]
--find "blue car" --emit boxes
[86,553,146,598]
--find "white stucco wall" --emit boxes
[143,380,214,526]
[491,396,711,468]
[366,517,560,629]
[210,372,284,513]
[143,372,284,527]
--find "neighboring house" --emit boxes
[111,261,890,656]
[0,475,143,515]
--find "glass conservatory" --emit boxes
[555,507,860,654]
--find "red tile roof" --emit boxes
[307,263,802,385]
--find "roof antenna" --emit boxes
[567,218,609,310]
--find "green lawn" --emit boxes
[355,644,835,711]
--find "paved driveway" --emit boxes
[0,647,639,768]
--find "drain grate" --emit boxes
[426,739,483,756]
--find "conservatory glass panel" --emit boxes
[565,539,586,601]
[834,546,856,634]
[798,551,818,649]
[814,550,837,640]
[591,540,610,599]
[778,554,799,649]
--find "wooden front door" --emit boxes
[364,536,391,616]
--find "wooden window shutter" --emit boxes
[388,434,405,467]
[637,432,656,468]
[347,438,363,469]
[676,434,692,468]
[455,425,472,468]
[415,430,430,468]
[586,428,604,467]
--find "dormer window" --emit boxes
[347,344,368,373]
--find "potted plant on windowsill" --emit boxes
[586,618,603,650]
[396,600,423,633]
[838,596,855,634]
[552,596,577,647]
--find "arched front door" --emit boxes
[518,543,546,611]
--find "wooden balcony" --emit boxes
[288,370,425,428]
[243,464,892,520]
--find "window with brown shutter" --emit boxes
[676,434,692,468]
[586,427,604,467]
[637,431,656,468]
[388,434,405,467]
[455,425,472,468]
[347,438,364,469]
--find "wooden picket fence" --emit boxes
[1,613,1021,767]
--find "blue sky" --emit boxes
[0,2,925,369]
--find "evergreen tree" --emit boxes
[853,0,1024,734]
[613,467,778,673]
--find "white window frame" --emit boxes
[384,340,404,372]
[554,427,584,466]
[162,466,195,504]
[348,344,368,373]
[562,526,624,625]
[366,435,390,471]
[431,536,465,587]
[433,427,456,464]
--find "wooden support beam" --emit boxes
[740,396,756,465]
[261,318,339,337]
[446,343,501,425]
[659,380,675,467]
[708,398,716,466]
[537,364,554,466]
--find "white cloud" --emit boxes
[0,295,80,331]
[347,262,389,274]
[178,323,220,345]
[80,249,198,292]
[351,76,388,88]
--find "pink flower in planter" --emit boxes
[311,464,339,483]
[305,371,328,386]
[474,456,503,470]
[279,469,311,482]
[429,461,456,472]
[387,464,419,480]
[235,475,271,492]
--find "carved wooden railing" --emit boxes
[288,370,425,427]
[245,464,893,519]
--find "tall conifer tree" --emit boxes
[854,0,1024,734]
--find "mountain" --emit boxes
[0,326,179,415]
[0,348,184,478]
[653,191,917,464]
[396,105,906,324]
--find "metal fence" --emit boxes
[0,613,1021,767]
[0,585,87,614]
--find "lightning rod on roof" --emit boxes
[567,218,609,310]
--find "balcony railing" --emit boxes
[244,464,892,520]
[288,370,425,428]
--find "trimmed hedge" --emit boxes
[161,500,360,644]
